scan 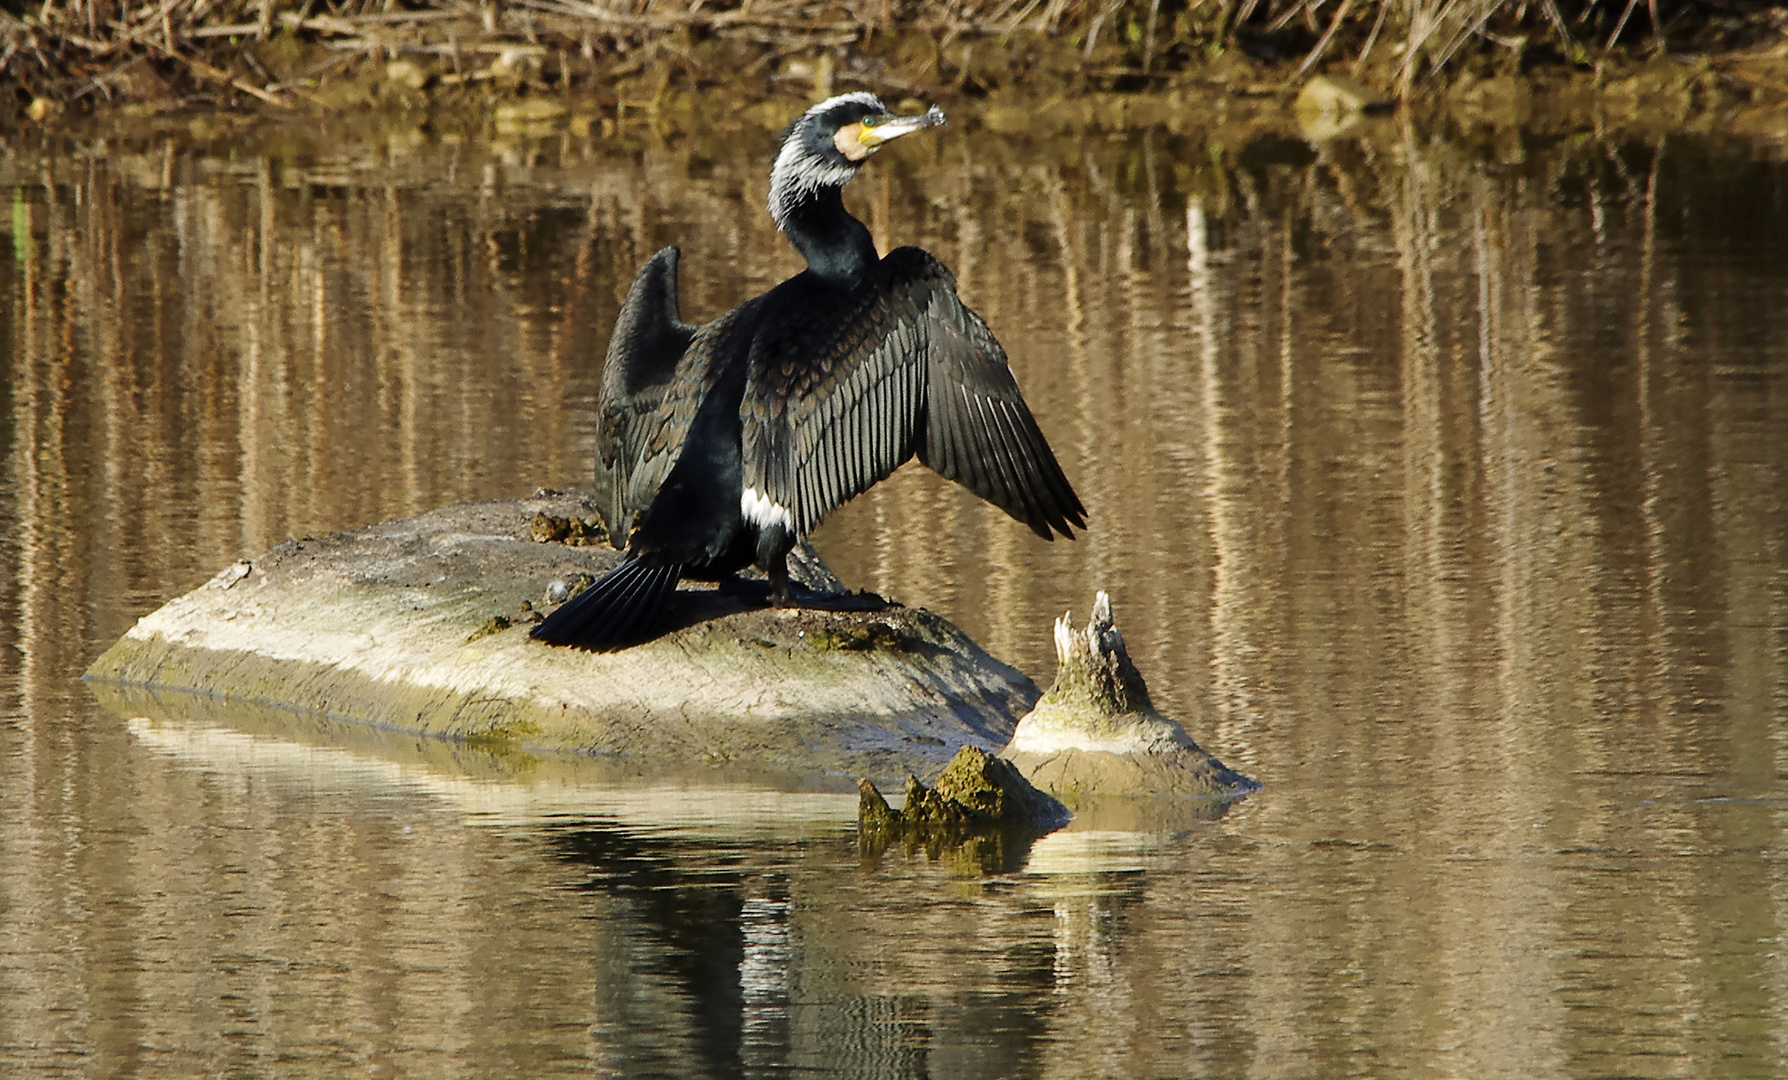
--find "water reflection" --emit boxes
[2,117,1786,1076]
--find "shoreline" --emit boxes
[8,1,1788,138]
[17,63,1788,156]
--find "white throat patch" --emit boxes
[767,142,858,230]
[766,92,885,230]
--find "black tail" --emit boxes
[530,559,683,650]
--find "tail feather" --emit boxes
[530,559,683,650]
[606,559,671,641]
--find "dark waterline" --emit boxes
[2,121,1785,1077]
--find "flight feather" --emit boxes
[740,247,1085,539]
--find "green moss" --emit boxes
[563,573,595,601]
[857,778,900,829]
[466,614,512,642]
[529,513,610,547]
[806,621,906,652]
[857,745,1064,839]
[463,717,544,749]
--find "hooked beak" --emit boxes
[859,105,948,149]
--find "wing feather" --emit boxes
[920,298,1086,539]
[741,247,1085,540]
[609,304,756,548]
[977,391,1032,528]
[592,248,699,546]
[982,395,1039,530]
[998,399,1055,526]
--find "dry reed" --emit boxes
[3,0,1784,110]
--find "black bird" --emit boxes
[533,93,1086,649]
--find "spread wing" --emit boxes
[606,304,753,555]
[592,247,699,546]
[741,247,1086,540]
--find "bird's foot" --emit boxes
[768,559,800,608]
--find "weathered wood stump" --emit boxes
[1001,592,1258,806]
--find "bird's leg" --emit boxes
[769,554,795,607]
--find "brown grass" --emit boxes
[3,0,1785,111]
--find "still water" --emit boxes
[2,112,1785,1076]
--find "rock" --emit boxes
[84,493,1040,788]
[857,745,1067,855]
[488,49,545,87]
[215,560,252,590]
[26,97,64,124]
[1000,592,1257,807]
[929,745,1066,825]
[858,744,1066,831]
[385,60,429,91]
[1294,74,1388,139]
[857,777,903,830]
[1449,74,1533,127]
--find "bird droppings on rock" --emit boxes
[545,572,595,606]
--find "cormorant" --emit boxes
[532,93,1086,649]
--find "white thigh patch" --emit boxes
[740,487,795,532]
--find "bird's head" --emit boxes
[768,92,947,230]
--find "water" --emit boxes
[2,115,1786,1077]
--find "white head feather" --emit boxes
[767,92,886,230]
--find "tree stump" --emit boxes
[1000,592,1258,806]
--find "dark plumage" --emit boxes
[534,92,1086,650]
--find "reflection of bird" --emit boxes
[533,93,1086,649]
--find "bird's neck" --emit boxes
[781,187,878,290]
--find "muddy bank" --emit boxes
[84,491,1042,787]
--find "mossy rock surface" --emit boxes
[857,744,1067,838]
[85,493,1040,788]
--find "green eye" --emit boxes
[861,115,879,128]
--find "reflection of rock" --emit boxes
[1001,592,1257,807]
[1448,74,1533,127]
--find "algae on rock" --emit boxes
[857,744,1067,839]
